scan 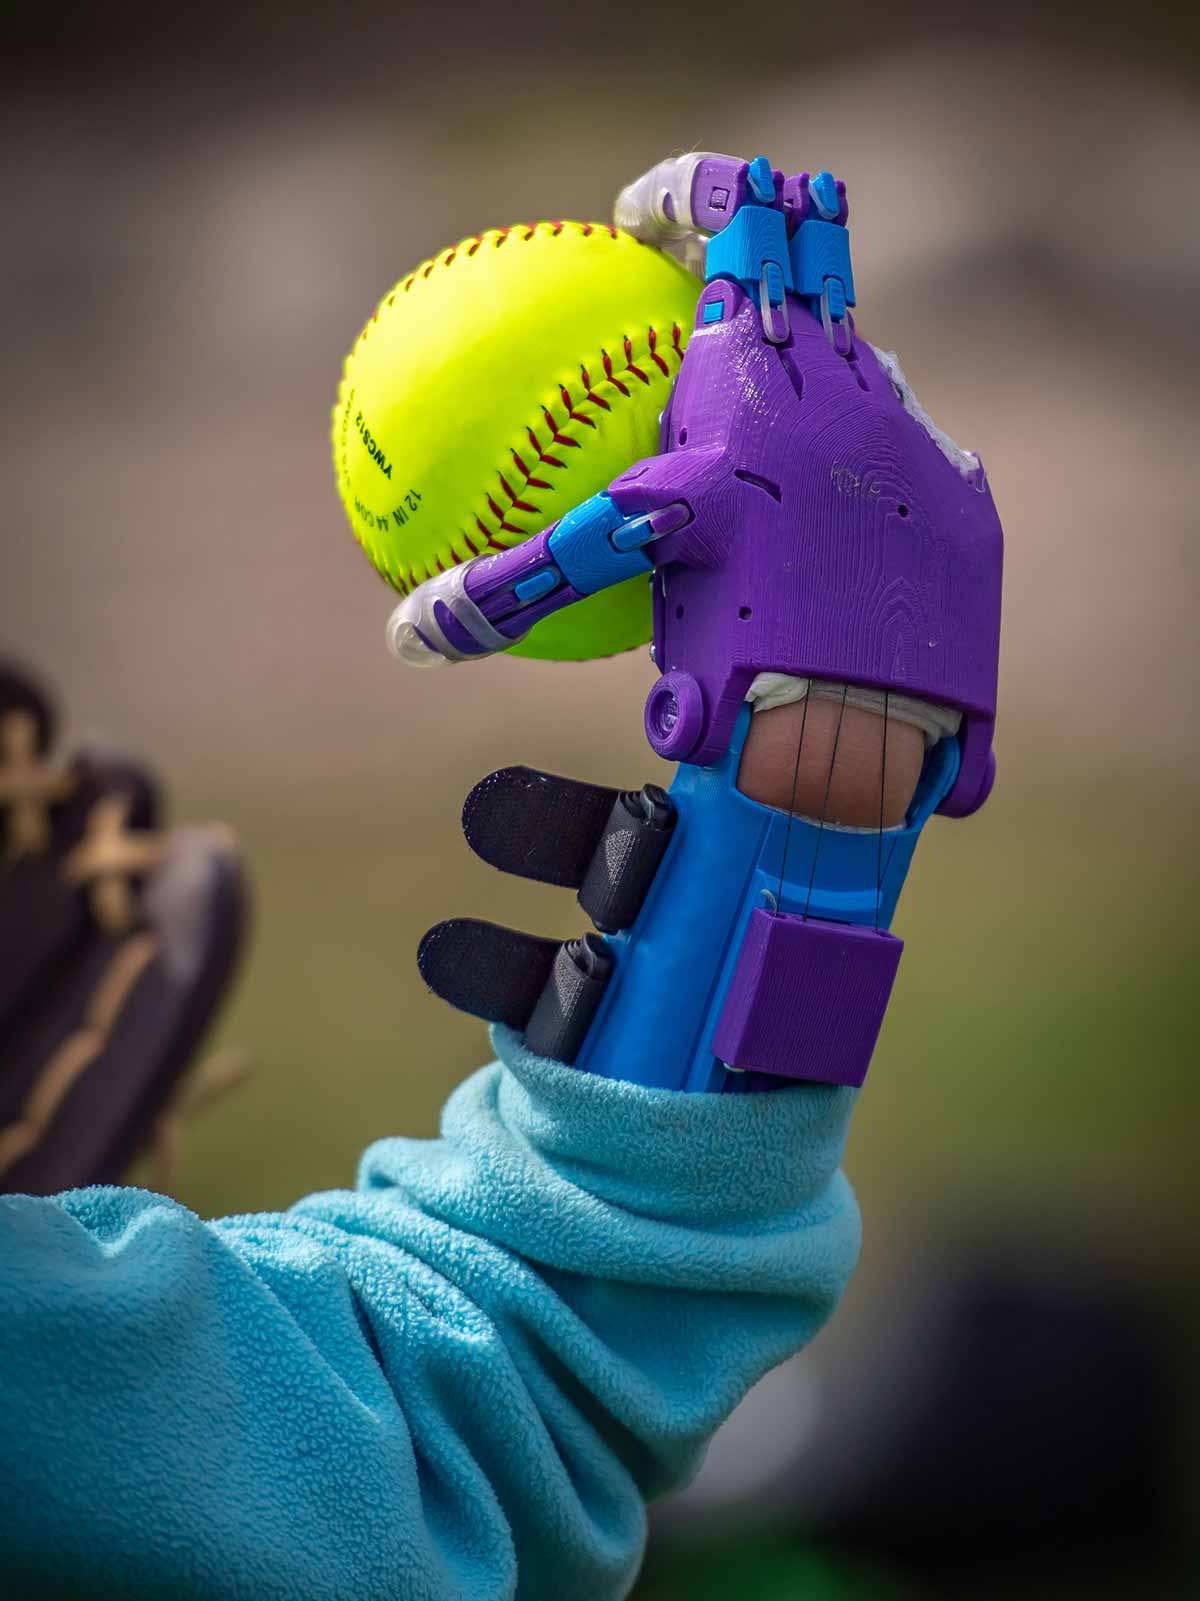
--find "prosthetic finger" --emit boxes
[387,498,692,667]
[461,766,675,928]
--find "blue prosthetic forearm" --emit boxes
[576,706,957,1093]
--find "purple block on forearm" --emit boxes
[712,908,903,1087]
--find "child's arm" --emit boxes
[0,1027,857,1601]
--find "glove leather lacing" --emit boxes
[0,709,73,858]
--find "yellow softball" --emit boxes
[331,221,699,660]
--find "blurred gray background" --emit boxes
[3,3,1197,1594]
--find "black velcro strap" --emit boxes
[462,767,621,888]
[416,917,560,1028]
[524,934,614,1064]
[578,785,675,933]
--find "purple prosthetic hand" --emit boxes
[400,153,1003,1093]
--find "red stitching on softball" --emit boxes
[579,364,612,411]
[622,334,649,385]
[526,426,566,471]
[511,448,552,491]
[601,349,630,397]
[559,384,597,430]
[498,473,539,515]
[541,406,582,450]
[472,318,687,553]
[476,515,508,551]
[362,224,635,352]
[485,319,686,543]
[485,494,526,536]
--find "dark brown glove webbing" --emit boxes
[0,661,251,1195]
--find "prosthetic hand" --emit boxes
[397,154,1003,1094]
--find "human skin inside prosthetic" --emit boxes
[737,697,925,827]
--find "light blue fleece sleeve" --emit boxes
[0,1025,860,1601]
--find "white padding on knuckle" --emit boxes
[868,345,981,481]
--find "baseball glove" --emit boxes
[0,656,251,1196]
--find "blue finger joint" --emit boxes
[547,492,653,594]
[705,204,793,298]
[809,169,840,220]
[790,214,856,309]
[747,155,776,203]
